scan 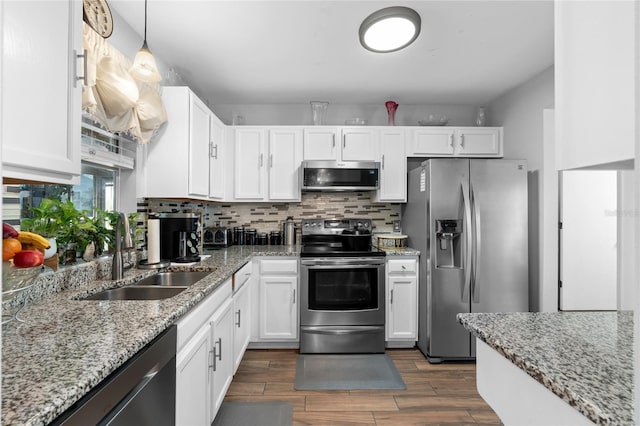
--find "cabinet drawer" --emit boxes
[259,259,298,275]
[387,259,417,274]
[177,278,232,351]
[233,261,252,292]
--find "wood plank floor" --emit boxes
[225,349,500,425]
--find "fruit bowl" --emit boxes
[2,262,43,298]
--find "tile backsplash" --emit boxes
[138,193,401,246]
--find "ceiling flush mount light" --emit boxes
[359,6,421,53]
[130,0,161,82]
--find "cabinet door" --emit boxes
[259,276,298,340]
[269,128,302,201]
[456,128,502,157]
[210,298,234,422]
[341,128,378,161]
[409,128,455,156]
[375,129,406,202]
[303,128,338,160]
[2,0,82,184]
[234,128,266,199]
[209,115,226,199]
[233,280,251,373]
[176,324,211,426]
[189,94,211,197]
[387,275,418,340]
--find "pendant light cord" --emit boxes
[143,0,148,42]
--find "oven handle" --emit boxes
[301,325,383,335]
[301,258,385,266]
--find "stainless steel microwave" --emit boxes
[301,161,380,192]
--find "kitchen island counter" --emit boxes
[1,245,298,426]
[457,311,633,425]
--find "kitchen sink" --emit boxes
[135,271,211,287]
[80,286,188,301]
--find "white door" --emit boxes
[560,170,617,310]
[176,324,211,426]
[259,276,298,340]
[189,94,211,197]
[234,128,266,199]
[210,298,234,422]
[233,281,251,373]
[209,116,225,199]
[456,128,502,157]
[2,0,82,183]
[303,128,338,160]
[269,128,302,201]
[409,129,455,156]
[387,275,418,340]
[341,128,378,161]
[376,129,406,202]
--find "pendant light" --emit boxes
[359,6,421,53]
[129,0,161,82]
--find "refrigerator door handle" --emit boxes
[471,183,482,303]
[461,183,472,302]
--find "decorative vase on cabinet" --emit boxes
[385,101,398,126]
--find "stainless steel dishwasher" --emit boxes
[53,325,176,426]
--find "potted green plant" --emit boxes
[21,198,64,260]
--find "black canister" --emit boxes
[257,233,268,245]
[233,226,245,245]
[245,229,257,245]
[269,230,282,245]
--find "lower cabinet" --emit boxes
[233,272,252,373]
[252,257,299,343]
[386,257,419,347]
[175,275,244,425]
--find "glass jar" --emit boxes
[310,101,329,125]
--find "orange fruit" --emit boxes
[3,238,22,261]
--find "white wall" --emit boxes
[487,66,555,312]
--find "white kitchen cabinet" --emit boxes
[303,127,378,162]
[408,127,502,158]
[208,113,227,199]
[386,257,418,347]
[144,87,219,200]
[555,1,635,170]
[253,257,299,342]
[2,0,82,185]
[302,127,338,160]
[234,128,267,200]
[233,262,252,373]
[210,297,234,419]
[268,128,303,201]
[176,278,233,425]
[374,129,406,202]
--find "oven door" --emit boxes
[300,257,385,326]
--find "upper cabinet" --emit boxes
[143,87,225,200]
[374,128,406,202]
[407,127,503,158]
[233,127,302,201]
[555,1,635,170]
[2,0,82,184]
[303,127,378,162]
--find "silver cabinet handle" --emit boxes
[449,134,454,148]
[401,264,406,270]
[390,289,394,304]
[75,49,88,87]
[460,134,465,148]
[332,134,336,148]
[212,337,222,371]
[260,153,263,167]
[343,134,346,149]
[208,349,214,371]
[235,309,241,327]
[210,143,218,159]
[381,155,385,170]
[269,154,273,168]
[292,289,296,304]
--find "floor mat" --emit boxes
[295,354,406,390]
[212,401,293,426]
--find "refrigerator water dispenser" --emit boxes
[435,219,462,268]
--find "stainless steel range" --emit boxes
[299,218,386,354]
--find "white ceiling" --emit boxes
[109,0,554,106]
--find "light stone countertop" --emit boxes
[2,244,417,425]
[457,311,633,425]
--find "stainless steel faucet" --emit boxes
[112,212,134,280]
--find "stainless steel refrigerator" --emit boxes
[402,159,529,363]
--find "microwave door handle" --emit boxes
[461,183,472,303]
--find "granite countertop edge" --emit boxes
[457,313,626,425]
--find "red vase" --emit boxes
[385,101,398,126]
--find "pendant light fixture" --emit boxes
[359,6,421,53]
[129,0,161,82]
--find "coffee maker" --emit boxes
[157,212,202,262]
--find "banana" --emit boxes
[17,231,51,250]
